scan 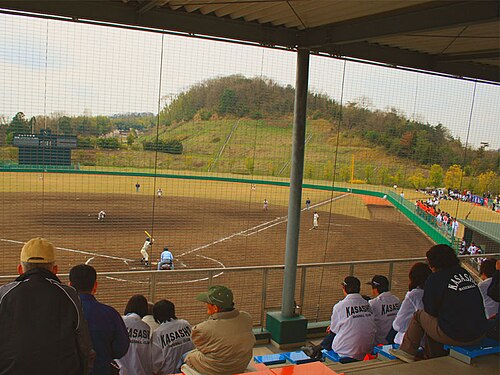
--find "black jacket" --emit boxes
[0,268,92,375]
[423,265,487,342]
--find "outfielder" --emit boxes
[157,188,163,198]
[263,199,269,211]
[140,237,154,267]
[97,210,106,221]
[313,211,319,229]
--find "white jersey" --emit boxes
[369,291,400,345]
[330,293,376,360]
[392,288,424,345]
[313,213,319,226]
[151,319,195,375]
[142,314,160,338]
[116,313,152,375]
[479,278,499,319]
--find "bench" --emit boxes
[444,338,500,364]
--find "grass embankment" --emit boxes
[65,118,426,182]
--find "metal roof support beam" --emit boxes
[301,1,499,48]
[436,50,500,62]
[0,1,297,47]
[324,42,499,83]
[137,0,166,15]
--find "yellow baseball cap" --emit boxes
[20,237,56,263]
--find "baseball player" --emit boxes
[157,188,163,198]
[140,237,153,267]
[313,211,319,229]
[305,198,311,210]
[263,199,269,211]
[158,247,174,270]
[302,276,376,361]
[367,275,401,345]
[97,210,106,221]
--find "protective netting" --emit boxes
[0,13,498,324]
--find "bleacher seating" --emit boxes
[372,344,399,360]
[444,337,500,364]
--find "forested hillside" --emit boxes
[1,75,498,193]
[160,75,497,174]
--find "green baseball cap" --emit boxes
[196,285,234,309]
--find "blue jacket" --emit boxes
[79,294,130,375]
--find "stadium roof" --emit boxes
[0,0,498,83]
[459,219,500,244]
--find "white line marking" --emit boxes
[85,257,94,265]
[0,238,135,262]
[178,193,349,256]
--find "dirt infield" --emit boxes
[0,191,433,323]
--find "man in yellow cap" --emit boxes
[183,285,255,375]
[0,237,93,375]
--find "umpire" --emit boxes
[0,237,93,374]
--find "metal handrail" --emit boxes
[0,254,496,280]
[1,254,497,326]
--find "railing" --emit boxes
[1,254,496,328]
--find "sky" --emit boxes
[0,13,499,149]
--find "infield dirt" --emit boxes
[0,188,432,324]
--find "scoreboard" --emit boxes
[13,130,77,166]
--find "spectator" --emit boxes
[478,258,499,319]
[302,276,376,362]
[0,237,93,374]
[69,264,130,375]
[183,285,255,374]
[391,244,487,362]
[486,260,500,339]
[116,295,152,375]
[392,262,432,345]
[142,302,160,337]
[151,300,195,375]
[367,275,400,345]
[451,218,459,238]
[467,242,477,255]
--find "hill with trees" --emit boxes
[0,75,498,194]
[159,75,497,176]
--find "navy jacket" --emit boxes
[79,294,130,375]
[423,265,487,342]
[0,268,92,375]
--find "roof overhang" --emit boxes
[0,1,498,83]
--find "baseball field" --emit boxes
[0,171,434,324]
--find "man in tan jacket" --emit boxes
[184,285,256,375]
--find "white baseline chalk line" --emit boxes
[0,238,134,262]
[178,193,350,254]
[245,193,350,237]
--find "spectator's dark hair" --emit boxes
[480,258,497,278]
[124,294,148,318]
[153,300,177,324]
[69,264,96,293]
[426,244,459,270]
[342,276,361,294]
[408,262,432,291]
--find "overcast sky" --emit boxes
[0,13,498,149]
